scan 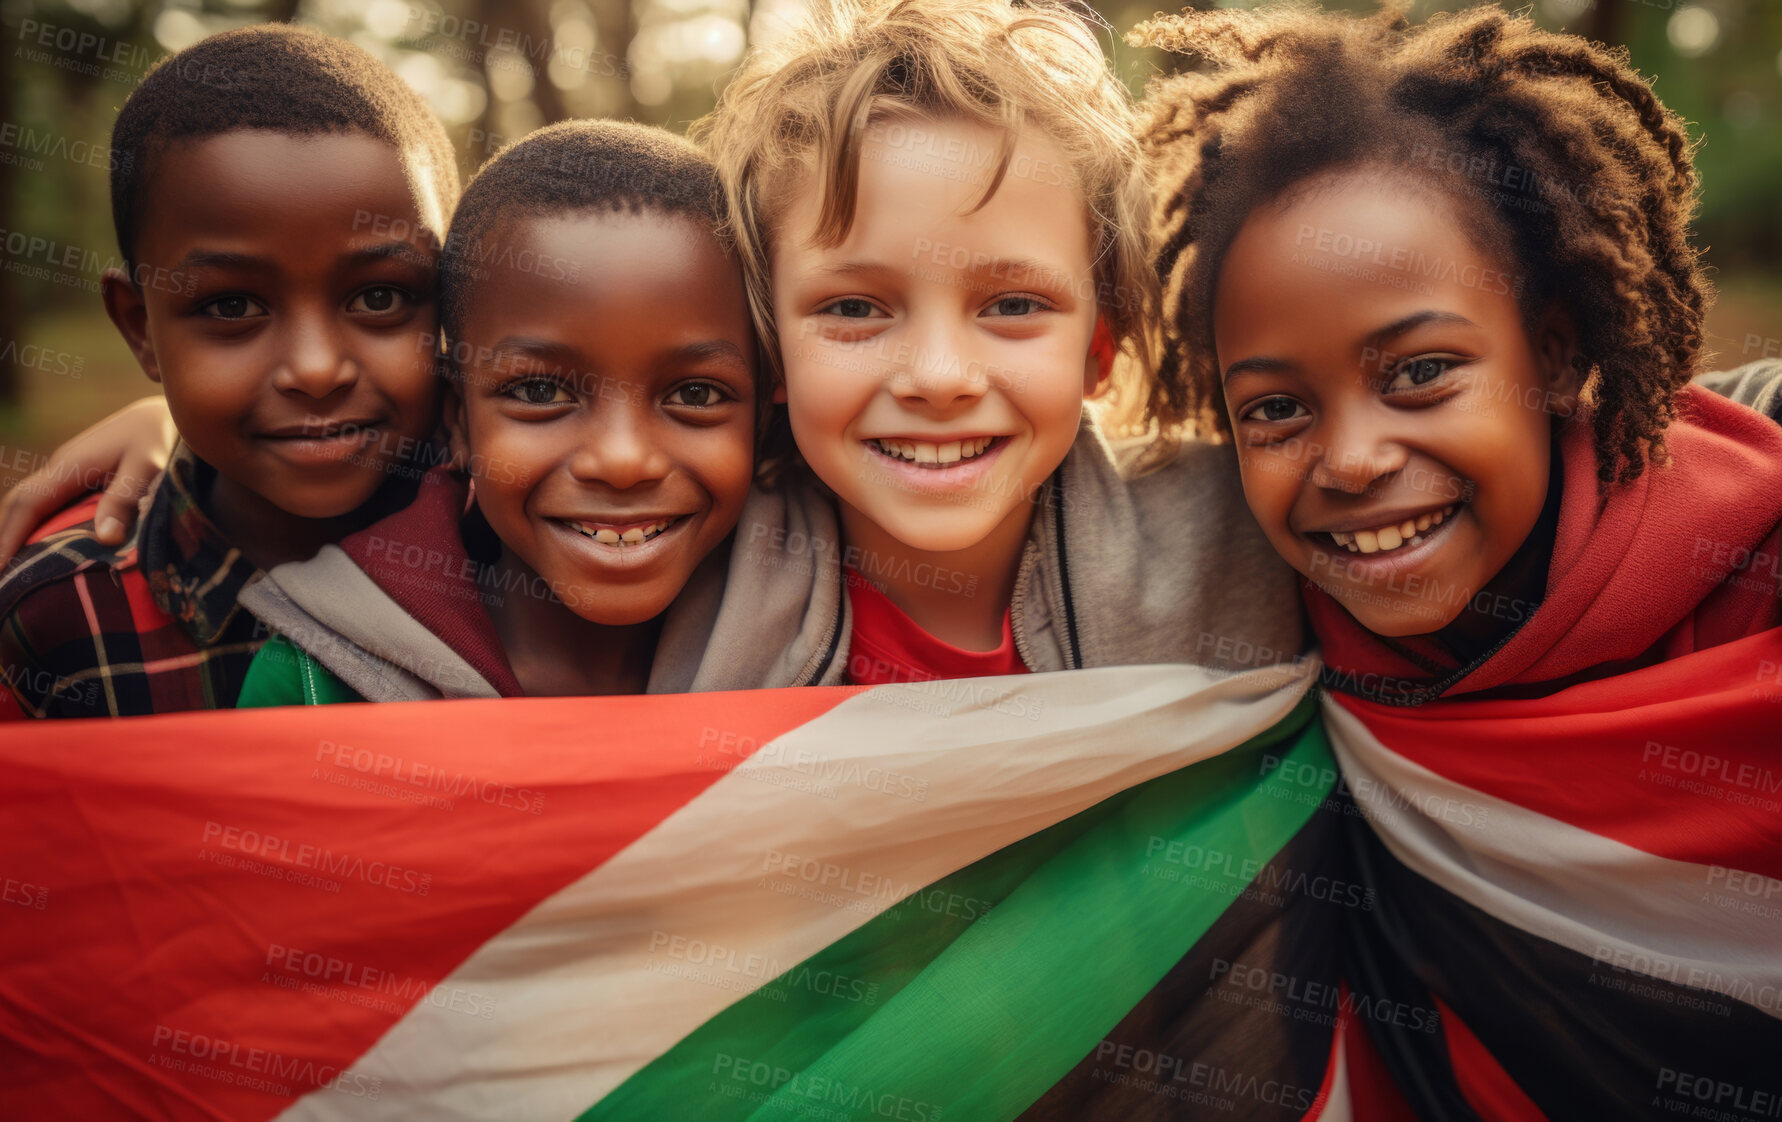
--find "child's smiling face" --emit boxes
[1213,169,1578,637]
[770,117,1101,556]
[110,129,443,520]
[447,210,757,627]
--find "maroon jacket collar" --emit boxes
[339,466,525,697]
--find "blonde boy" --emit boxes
[693,0,1302,684]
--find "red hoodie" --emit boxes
[1312,387,1782,1121]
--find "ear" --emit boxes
[1083,315,1116,396]
[772,375,788,405]
[1534,304,1583,418]
[101,268,161,384]
[441,378,472,473]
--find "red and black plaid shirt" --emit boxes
[0,446,268,719]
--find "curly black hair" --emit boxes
[1131,2,1708,485]
[110,23,459,271]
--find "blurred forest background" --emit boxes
[0,0,1777,464]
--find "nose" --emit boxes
[272,306,358,399]
[567,398,670,491]
[886,312,988,416]
[1308,412,1409,496]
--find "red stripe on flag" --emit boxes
[1333,628,1782,879]
[1434,997,1551,1122]
[1331,987,1419,1122]
[0,686,858,1121]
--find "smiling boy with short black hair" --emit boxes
[236,120,763,704]
[0,24,457,718]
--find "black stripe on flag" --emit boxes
[1348,813,1782,1122]
[1017,800,1350,1121]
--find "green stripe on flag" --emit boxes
[588,693,1330,1122]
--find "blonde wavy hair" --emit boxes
[692,0,1159,413]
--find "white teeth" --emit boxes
[874,437,997,464]
[574,518,672,546]
[1326,504,1457,555]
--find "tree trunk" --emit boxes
[589,0,637,121]
[0,40,17,405]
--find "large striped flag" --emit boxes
[0,659,1363,1121]
[1325,627,1782,1121]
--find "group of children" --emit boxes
[0,0,1777,1115]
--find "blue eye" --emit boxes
[822,298,879,318]
[982,295,1046,317]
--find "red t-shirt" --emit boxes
[843,569,1029,685]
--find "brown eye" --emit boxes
[1244,396,1307,424]
[348,286,406,315]
[1404,359,1446,385]
[1384,356,1459,394]
[200,294,266,319]
[670,382,717,408]
[511,379,567,405]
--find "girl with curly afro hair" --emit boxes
[1133,4,1782,1117]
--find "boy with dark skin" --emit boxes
[0,25,456,718]
[237,121,760,704]
[443,189,757,697]
[106,129,442,571]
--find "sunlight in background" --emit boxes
[1668,5,1721,60]
[0,0,1777,445]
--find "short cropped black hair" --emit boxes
[439,119,728,341]
[110,23,459,270]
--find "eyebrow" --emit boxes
[172,240,429,272]
[1361,310,1477,351]
[172,249,269,272]
[810,256,1069,284]
[345,241,433,268]
[965,257,1065,282]
[481,337,751,370]
[675,339,751,369]
[806,261,900,281]
[478,337,580,372]
[1221,309,1480,385]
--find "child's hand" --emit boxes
[0,395,176,565]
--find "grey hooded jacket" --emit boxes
[239,412,1305,700]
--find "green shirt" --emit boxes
[236,634,364,707]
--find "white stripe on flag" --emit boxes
[1324,697,1782,1020]
[1311,1018,1352,1122]
[276,661,1314,1121]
